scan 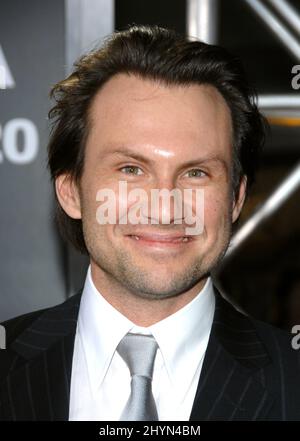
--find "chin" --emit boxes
[131,288,186,301]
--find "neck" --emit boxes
[90,260,208,327]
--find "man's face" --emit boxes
[63,74,246,300]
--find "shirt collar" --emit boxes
[78,266,134,391]
[149,276,214,381]
[78,265,215,392]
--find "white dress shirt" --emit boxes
[69,265,215,421]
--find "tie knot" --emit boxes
[117,333,158,379]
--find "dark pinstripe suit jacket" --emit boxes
[0,289,300,421]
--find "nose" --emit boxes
[143,176,184,226]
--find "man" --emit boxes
[0,25,299,421]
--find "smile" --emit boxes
[127,233,193,248]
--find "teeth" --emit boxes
[131,235,189,242]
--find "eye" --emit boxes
[185,168,206,178]
[120,165,143,175]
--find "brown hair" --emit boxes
[47,24,266,254]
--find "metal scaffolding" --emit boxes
[186,0,300,257]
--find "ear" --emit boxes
[55,174,82,219]
[232,175,247,223]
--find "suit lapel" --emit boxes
[0,293,81,421]
[190,291,274,421]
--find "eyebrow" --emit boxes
[106,147,228,172]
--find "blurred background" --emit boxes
[0,0,299,330]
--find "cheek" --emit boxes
[203,189,232,233]
[79,173,126,246]
[82,173,119,219]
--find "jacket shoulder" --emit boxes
[250,315,299,362]
[1,290,83,348]
[0,307,52,379]
[1,308,51,348]
[215,291,300,370]
[0,310,43,381]
[0,293,82,380]
[218,291,297,351]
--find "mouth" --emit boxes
[126,233,193,248]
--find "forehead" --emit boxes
[86,73,233,161]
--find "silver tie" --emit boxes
[117,333,159,421]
